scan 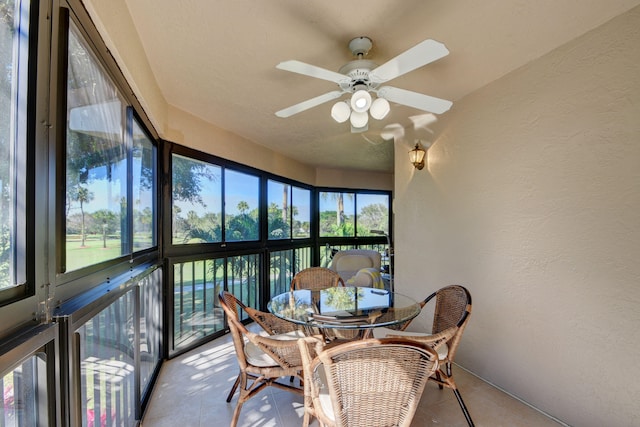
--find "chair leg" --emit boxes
[453,388,475,427]
[230,400,244,427]
[226,373,241,402]
[445,362,474,427]
[435,369,444,389]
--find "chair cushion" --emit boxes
[346,268,385,289]
[244,331,304,367]
[314,364,335,423]
[331,254,376,281]
[371,327,449,360]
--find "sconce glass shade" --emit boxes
[350,90,372,113]
[409,143,426,170]
[350,110,369,129]
[331,101,351,123]
[370,97,390,120]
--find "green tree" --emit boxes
[185,212,222,243]
[322,287,362,311]
[320,192,354,236]
[237,201,249,215]
[69,185,94,246]
[171,155,218,205]
[268,202,289,238]
[358,203,388,234]
[91,209,118,248]
[226,201,258,241]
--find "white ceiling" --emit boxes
[121,0,639,173]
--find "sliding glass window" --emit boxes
[225,170,259,242]
[171,153,262,245]
[319,191,355,237]
[0,0,30,298]
[267,180,291,239]
[292,186,311,238]
[356,193,389,236]
[268,180,310,240]
[319,190,390,237]
[171,154,222,244]
[64,21,157,273]
[132,118,156,251]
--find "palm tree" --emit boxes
[320,191,353,235]
[237,201,249,215]
[281,184,289,223]
[72,185,94,247]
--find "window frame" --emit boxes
[51,3,160,291]
[316,187,392,242]
[265,180,312,241]
[0,0,38,306]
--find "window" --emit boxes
[0,326,57,427]
[132,118,156,250]
[268,181,310,240]
[171,154,222,244]
[319,190,390,237]
[64,22,157,273]
[0,0,29,292]
[319,191,355,237]
[171,154,262,245]
[76,291,136,426]
[292,186,310,238]
[267,180,291,239]
[225,170,259,242]
[356,193,389,236]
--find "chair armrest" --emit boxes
[245,306,300,335]
[385,326,457,354]
[247,331,307,369]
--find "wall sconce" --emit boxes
[409,143,426,170]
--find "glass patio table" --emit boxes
[267,287,421,336]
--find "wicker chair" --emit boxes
[290,266,345,291]
[329,249,381,283]
[373,285,475,426]
[219,291,307,427]
[297,336,439,427]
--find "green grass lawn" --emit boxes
[65,234,153,272]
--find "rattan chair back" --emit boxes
[297,336,439,427]
[430,285,472,362]
[291,267,345,291]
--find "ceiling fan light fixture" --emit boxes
[370,97,390,120]
[350,90,372,113]
[331,101,351,123]
[350,110,369,129]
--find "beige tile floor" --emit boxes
[141,329,564,427]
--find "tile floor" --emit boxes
[141,329,564,427]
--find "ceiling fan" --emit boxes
[275,36,453,132]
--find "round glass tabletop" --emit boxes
[268,287,420,330]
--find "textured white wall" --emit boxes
[394,7,640,427]
[315,168,393,191]
[83,1,393,189]
[165,106,317,184]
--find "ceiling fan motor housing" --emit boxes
[348,36,373,57]
[338,60,379,92]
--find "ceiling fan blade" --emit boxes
[369,39,449,84]
[277,60,350,84]
[275,90,344,118]
[377,86,452,114]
